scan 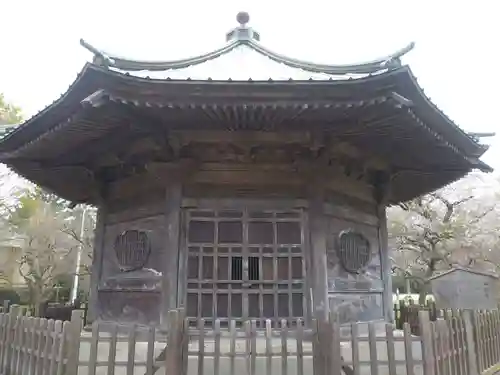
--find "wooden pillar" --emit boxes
[161,184,182,328]
[87,206,106,324]
[373,171,393,322]
[308,189,329,321]
[378,205,393,322]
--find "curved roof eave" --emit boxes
[397,66,488,158]
[79,37,415,76]
[0,62,491,175]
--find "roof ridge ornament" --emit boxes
[226,12,260,42]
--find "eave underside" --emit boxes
[0,95,485,205]
[0,65,489,205]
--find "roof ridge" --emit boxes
[79,12,415,76]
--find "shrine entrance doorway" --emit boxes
[183,206,308,327]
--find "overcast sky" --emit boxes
[1,0,498,171]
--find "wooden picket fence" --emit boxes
[394,299,439,336]
[1,305,500,375]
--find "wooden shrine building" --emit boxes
[0,13,492,328]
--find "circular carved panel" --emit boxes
[114,230,151,272]
[337,230,371,273]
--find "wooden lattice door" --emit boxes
[184,208,307,327]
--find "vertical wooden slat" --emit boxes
[478,313,489,372]
[48,320,62,375]
[440,321,449,375]
[351,323,360,375]
[481,312,487,371]
[368,322,379,375]
[21,317,33,375]
[313,318,325,375]
[55,321,70,375]
[2,310,13,375]
[145,325,156,375]
[181,316,189,375]
[1,300,8,313]
[265,319,273,375]
[250,320,257,375]
[66,309,84,375]
[458,316,467,375]
[244,320,251,375]
[126,324,137,375]
[474,312,482,372]
[106,323,118,375]
[28,318,40,375]
[2,311,14,373]
[0,314,5,370]
[330,319,342,375]
[403,322,415,375]
[280,319,288,375]
[481,312,487,369]
[9,313,18,375]
[493,310,500,362]
[463,310,479,375]
[165,310,182,375]
[15,314,26,375]
[9,307,21,375]
[430,322,441,375]
[485,312,491,369]
[448,318,457,375]
[296,318,304,375]
[494,311,500,364]
[491,311,498,365]
[385,323,397,375]
[229,319,236,375]
[42,319,55,375]
[35,318,48,375]
[487,312,495,368]
[87,322,100,375]
[484,312,489,370]
[483,312,488,370]
[163,184,182,320]
[0,312,10,373]
[197,318,205,375]
[213,319,221,375]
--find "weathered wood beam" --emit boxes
[107,159,197,199]
[58,103,170,166]
[186,162,375,202]
[10,161,102,203]
[171,130,314,145]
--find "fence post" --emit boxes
[165,309,182,375]
[313,316,330,375]
[2,300,9,313]
[3,305,20,375]
[177,309,188,374]
[418,310,435,375]
[463,309,479,375]
[66,309,84,375]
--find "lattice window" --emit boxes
[337,230,371,273]
[114,230,151,272]
[184,208,306,327]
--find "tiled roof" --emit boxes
[80,11,415,82]
[0,123,18,139]
[110,44,371,81]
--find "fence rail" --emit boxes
[0,305,499,375]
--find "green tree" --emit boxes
[0,93,23,124]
